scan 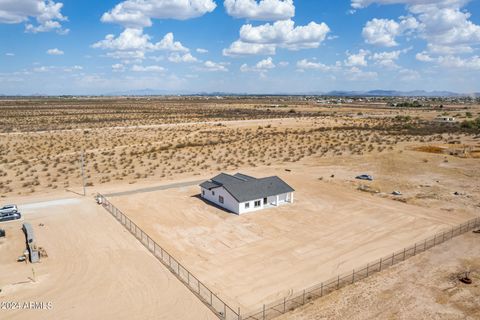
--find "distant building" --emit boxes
[199,173,294,215]
[436,116,456,123]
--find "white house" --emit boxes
[199,173,295,215]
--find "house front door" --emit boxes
[263,198,267,205]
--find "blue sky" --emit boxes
[1,0,480,95]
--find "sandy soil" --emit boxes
[109,149,478,314]
[1,99,478,319]
[0,196,216,320]
[277,232,480,320]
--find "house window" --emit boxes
[263,197,267,205]
[202,190,205,196]
[212,191,215,196]
[254,200,261,208]
[245,202,250,209]
[219,196,224,204]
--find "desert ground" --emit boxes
[276,231,480,320]
[1,97,479,198]
[0,97,479,319]
[107,154,479,314]
[0,196,216,320]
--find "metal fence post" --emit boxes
[283,297,286,313]
[336,275,340,289]
[403,248,406,261]
[379,258,382,271]
[366,263,369,277]
[263,304,265,320]
[320,282,323,297]
[352,269,355,284]
[414,243,417,255]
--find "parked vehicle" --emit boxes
[0,211,21,222]
[0,204,18,215]
[355,174,373,181]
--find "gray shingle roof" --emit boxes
[200,173,294,203]
[199,181,221,190]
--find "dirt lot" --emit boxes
[277,231,480,320]
[108,147,479,313]
[0,196,216,320]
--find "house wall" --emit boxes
[238,192,294,215]
[278,193,292,203]
[201,187,294,215]
[201,187,239,214]
[238,197,266,215]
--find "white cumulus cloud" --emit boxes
[224,0,295,21]
[296,59,334,72]
[224,19,330,56]
[416,54,480,69]
[131,65,166,72]
[168,52,198,63]
[101,0,217,28]
[240,57,276,72]
[47,48,64,55]
[202,60,229,72]
[0,0,68,34]
[355,0,480,54]
[362,17,418,47]
[371,49,408,68]
[93,29,189,62]
[223,41,276,56]
[415,51,433,61]
[344,49,370,67]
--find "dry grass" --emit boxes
[0,98,478,197]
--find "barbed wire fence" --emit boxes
[96,193,479,320]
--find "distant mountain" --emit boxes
[323,90,471,97]
[103,88,195,96]
[1,89,479,98]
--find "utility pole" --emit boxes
[80,151,86,196]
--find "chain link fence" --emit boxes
[96,194,240,320]
[242,216,480,320]
[96,193,479,320]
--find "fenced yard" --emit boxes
[97,193,479,320]
[242,216,480,320]
[96,194,240,320]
